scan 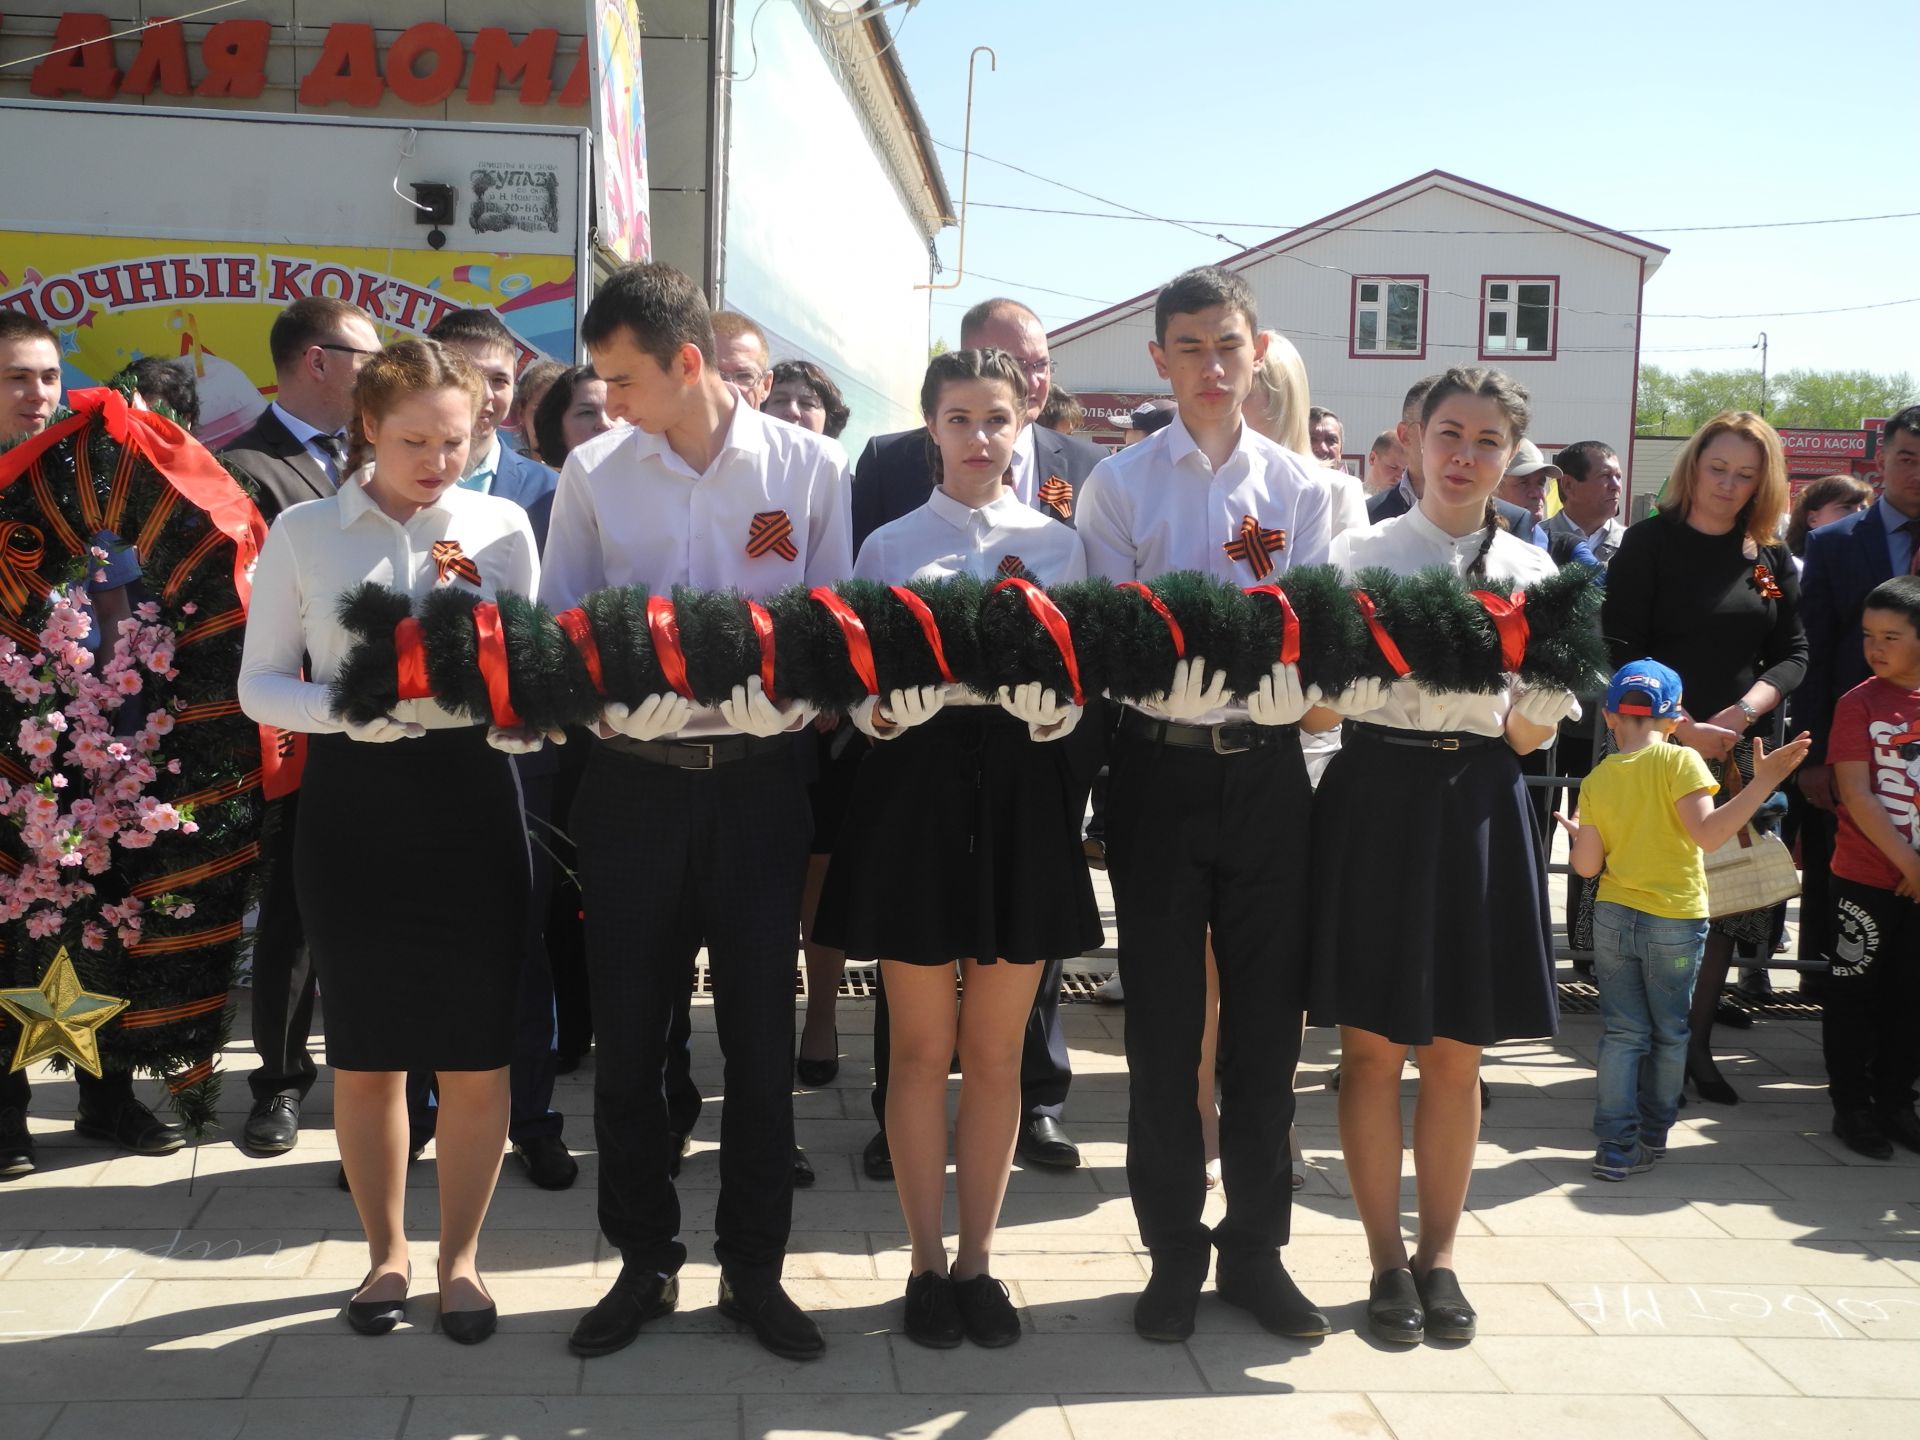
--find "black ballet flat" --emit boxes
[1415,1267,1476,1342]
[1367,1267,1424,1345]
[345,1267,409,1336]
[1713,999,1754,1031]
[438,1264,497,1346]
[796,1031,840,1087]
[1687,1054,1739,1106]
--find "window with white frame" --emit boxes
[1352,277,1424,356]
[1482,277,1557,358]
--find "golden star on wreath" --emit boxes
[0,947,129,1078]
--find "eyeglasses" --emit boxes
[313,343,379,360]
[721,368,765,389]
[1013,358,1051,378]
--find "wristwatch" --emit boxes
[1736,699,1760,728]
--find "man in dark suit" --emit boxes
[221,297,382,1157]
[1795,406,1920,981]
[852,298,1106,1180]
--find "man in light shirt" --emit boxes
[1544,440,1626,566]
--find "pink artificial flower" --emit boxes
[81,923,106,951]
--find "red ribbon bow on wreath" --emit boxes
[430,539,481,587]
[746,509,798,562]
[1038,475,1073,519]
[1222,514,1287,580]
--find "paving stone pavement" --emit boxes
[3,871,1918,1438]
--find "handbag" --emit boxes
[1702,759,1801,919]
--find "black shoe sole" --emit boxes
[441,1305,498,1345]
[0,1157,35,1179]
[716,1295,825,1360]
[1368,1316,1425,1345]
[567,1294,677,1358]
[1217,1292,1332,1339]
[904,1327,964,1350]
[345,1301,405,1336]
[1133,1317,1195,1343]
[1015,1145,1081,1170]
[1424,1318,1476,1342]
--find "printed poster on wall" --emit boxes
[0,234,578,449]
[589,0,651,262]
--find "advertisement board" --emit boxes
[588,0,651,262]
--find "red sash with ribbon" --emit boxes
[645,596,695,700]
[889,587,956,685]
[1116,580,1186,657]
[1352,590,1412,678]
[1243,583,1301,666]
[994,576,1084,706]
[808,587,879,696]
[1470,589,1530,673]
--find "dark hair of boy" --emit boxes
[0,312,57,347]
[580,262,716,370]
[1884,404,1920,448]
[1038,384,1084,433]
[1153,266,1258,346]
[1555,439,1618,483]
[427,307,517,357]
[120,355,201,432]
[1400,374,1440,424]
[266,296,373,373]
[1863,575,1920,633]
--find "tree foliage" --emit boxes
[1637,365,1917,435]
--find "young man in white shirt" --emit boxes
[1076,267,1335,1344]
[542,263,851,1363]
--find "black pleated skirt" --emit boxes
[803,721,870,856]
[295,726,529,1071]
[813,707,1103,965]
[1308,725,1558,1046]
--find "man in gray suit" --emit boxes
[1543,441,1626,567]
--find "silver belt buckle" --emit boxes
[1211,724,1252,755]
[1431,736,1461,751]
[678,742,716,771]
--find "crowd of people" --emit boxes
[0,257,1915,1360]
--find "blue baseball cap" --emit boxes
[1605,658,1684,718]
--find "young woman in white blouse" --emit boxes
[239,339,541,1345]
[814,348,1101,1350]
[1311,366,1579,1347]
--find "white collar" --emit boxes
[1013,423,1037,466]
[1403,501,1494,556]
[1163,412,1254,474]
[337,467,456,529]
[270,401,338,449]
[927,485,1026,531]
[627,392,768,478]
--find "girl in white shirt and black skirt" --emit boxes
[1311,366,1578,1348]
[814,348,1102,1349]
[239,339,541,1346]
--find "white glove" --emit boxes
[1511,687,1583,728]
[602,693,693,742]
[486,725,566,754]
[344,715,425,743]
[1245,663,1322,727]
[1326,675,1388,718]
[997,682,1082,742]
[1149,656,1229,721]
[851,684,946,740]
[718,674,817,738]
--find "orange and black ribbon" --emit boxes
[431,539,482,587]
[1471,589,1530,672]
[1222,514,1287,580]
[746,599,779,699]
[471,601,522,727]
[1751,563,1784,600]
[553,607,606,694]
[996,554,1026,580]
[1244,583,1301,666]
[0,521,45,616]
[1351,590,1412,678]
[394,616,433,700]
[746,509,798,562]
[1038,475,1073,519]
[809,587,879,696]
[994,576,1085,706]
[1116,580,1187,658]
[117,991,229,1029]
[645,596,695,700]
[890,586,956,684]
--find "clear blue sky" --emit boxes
[890,0,1919,383]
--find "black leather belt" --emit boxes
[1346,721,1496,752]
[598,730,794,770]
[1118,707,1293,755]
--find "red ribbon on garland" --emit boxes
[394,617,433,700]
[645,596,695,700]
[808,587,879,696]
[994,576,1085,706]
[1470,589,1530,673]
[889,586,956,685]
[471,601,522,728]
[746,599,779,699]
[1243,583,1302,665]
[1116,580,1187,658]
[553,607,605,694]
[1351,590,1412,678]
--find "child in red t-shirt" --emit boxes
[1824,576,1920,1160]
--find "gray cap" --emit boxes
[1505,438,1563,479]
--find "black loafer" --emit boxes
[792,1146,815,1188]
[862,1130,893,1181]
[1215,1251,1329,1338]
[1875,1104,1920,1156]
[0,1105,35,1179]
[1415,1267,1476,1342]
[902,1270,963,1349]
[242,1094,300,1154]
[796,1031,840,1087]
[952,1272,1021,1348]
[568,1270,679,1358]
[1015,1116,1080,1169]
[75,1096,183,1155]
[345,1268,409,1336]
[717,1276,825,1360]
[513,1134,580,1191]
[1133,1263,1204,1342]
[438,1266,497,1346]
[1367,1267,1424,1345]
[1835,1108,1894,1160]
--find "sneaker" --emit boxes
[1591,1141,1653,1182]
[0,1106,34,1178]
[74,1096,183,1155]
[901,1270,963,1349]
[1093,973,1124,1004]
[951,1272,1021,1347]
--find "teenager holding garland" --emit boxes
[815,347,1101,1348]
[238,339,542,1344]
[1312,366,1575,1347]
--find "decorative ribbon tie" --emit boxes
[1243,583,1301,665]
[1351,590,1412,678]
[746,599,779,699]
[1222,514,1287,580]
[993,576,1085,706]
[553,607,605,694]
[1038,475,1074,519]
[808,587,879,696]
[889,586,957,685]
[0,521,46,616]
[1470,589,1530,673]
[746,509,798,562]
[1116,580,1186,658]
[1751,563,1783,600]
[996,554,1026,580]
[470,602,522,727]
[645,596,695,700]
[431,539,481,587]
[394,616,433,700]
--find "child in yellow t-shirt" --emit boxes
[1558,660,1809,1180]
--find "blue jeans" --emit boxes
[1592,902,1709,1147]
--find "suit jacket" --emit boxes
[851,424,1104,551]
[218,407,334,524]
[1798,503,1895,761]
[1366,478,1532,539]
[486,443,559,551]
[1543,509,1625,567]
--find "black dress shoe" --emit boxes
[792,1146,815,1188]
[796,1031,839,1088]
[0,1105,35,1179]
[862,1130,892,1181]
[668,1131,691,1179]
[717,1276,825,1360]
[1835,1108,1894,1160]
[513,1134,580,1191]
[438,1266,497,1345]
[1713,998,1754,1030]
[1133,1263,1204,1342]
[1367,1267,1424,1345]
[1215,1251,1329,1338]
[345,1267,409,1336]
[1414,1267,1476,1342]
[1015,1116,1080,1169]
[242,1095,300,1154]
[952,1272,1022,1347]
[1686,1053,1739,1106]
[901,1270,963,1349]
[75,1096,183,1155]
[1876,1105,1920,1156]
[568,1270,679,1357]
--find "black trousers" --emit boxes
[545,733,595,1060]
[574,739,810,1282]
[1824,877,1920,1112]
[1795,801,1837,974]
[1105,729,1311,1271]
[0,1066,131,1113]
[248,794,319,1102]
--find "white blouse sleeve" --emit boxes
[238,516,344,735]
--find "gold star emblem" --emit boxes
[0,947,128,1078]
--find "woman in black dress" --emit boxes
[239,340,541,1343]
[1601,411,1807,1103]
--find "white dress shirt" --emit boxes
[1005,423,1039,509]
[1329,504,1558,740]
[538,395,853,736]
[239,469,540,733]
[270,401,346,486]
[854,487,1086,589]
[1075,414,1337,725]
[1326,464,1370,538]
